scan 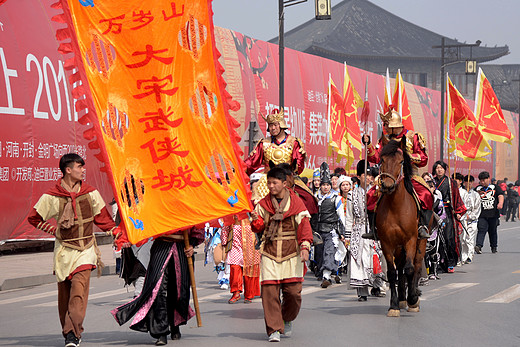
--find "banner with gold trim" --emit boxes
[52,0,252,244]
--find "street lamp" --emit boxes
[278,0,331,109]
[433,39,481,162]
[315,0,331,20]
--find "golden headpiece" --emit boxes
[379,109,403,128]
[261,108,288,129]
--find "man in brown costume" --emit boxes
[28,153,122,347]
[251,165,313,342]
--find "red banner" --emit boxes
[0,0,113,241]
[1,1,518,241]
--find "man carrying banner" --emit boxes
[250,164,313,342]
[362,109,433,240]
[27,153,123,347]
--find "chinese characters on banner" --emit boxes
[58,0,252,244]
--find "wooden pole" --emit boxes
[467,161,473,188]
[183,229,202,327]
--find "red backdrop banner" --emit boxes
[0,2,517,241]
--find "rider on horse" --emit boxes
[362,109,433,240]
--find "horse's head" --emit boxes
[378,140,405,194]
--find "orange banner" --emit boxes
[57,0,252,243]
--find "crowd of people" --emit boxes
[27,108,519,346]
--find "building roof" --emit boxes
[481,64,520,112]
[273,0,509,62]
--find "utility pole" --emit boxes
[278,0,330,109]
[433,39,480,163]
[278,0,285,109]
[512,77,520,179]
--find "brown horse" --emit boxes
[376,139,427,317]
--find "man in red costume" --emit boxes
[362,109,433,239]
[245,108,317,215]
[28,153,123,347]
[250,165,313,342]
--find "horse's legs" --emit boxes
[413,239,427,296]
[382,247,400,316]
[404,238,419,308]
[395,249,407,308]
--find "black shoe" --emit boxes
[491,247,497,254]
[362,232,376,240]
[155,335,167,346]
[334,275,342,284]
[418,225,430,239]
[357,296,367,301]
[321,279,332,288]
[474,245,482,254]
[171,326,181,340]
[65,332,80,347]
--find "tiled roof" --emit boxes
[481,64,520,111]
[273,0,509,62]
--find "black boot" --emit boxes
[362,211,378,240]
[418,209,433,239]
[171,325,181,340]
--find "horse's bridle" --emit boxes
[377,161,404,194]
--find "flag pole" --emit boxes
[363,76,369,233]
[467,161,472,189]
[183,228,202,327]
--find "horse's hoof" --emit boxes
[399,301,407,309]
[387,309,400,317]
[407,298,420,312]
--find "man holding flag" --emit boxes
[362,109,433,240]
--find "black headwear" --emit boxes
[356,159,370,177]
[320,162,331,185]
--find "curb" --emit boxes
[0,252,205,291]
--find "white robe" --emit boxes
[342,187,371,288]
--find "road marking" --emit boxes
[479,284,520,303]
[421,282,478,301]
[197,292,229,303]
[27,288,130,307]
[0,290,57,305]
[195,283,347,303]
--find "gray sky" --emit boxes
[212,0,519,65]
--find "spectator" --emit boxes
[498,180,508,215]
[334,167,347,177]
[311,169,320,195]
[475,171,504,254]
[461,175,481,264]
[330,173,340,194]
[505,183,519,222]
[432,161,466,273]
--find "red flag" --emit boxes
[475,68,514,144]
[383,68,392,113]
[391,69,414,131]
[343,64,363,152]
[328,78,349,156]
[447,75,491,161]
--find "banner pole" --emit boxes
[183,229,202,327]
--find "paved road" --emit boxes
[0,225,519,346]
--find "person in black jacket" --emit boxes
[505,183,519,222]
